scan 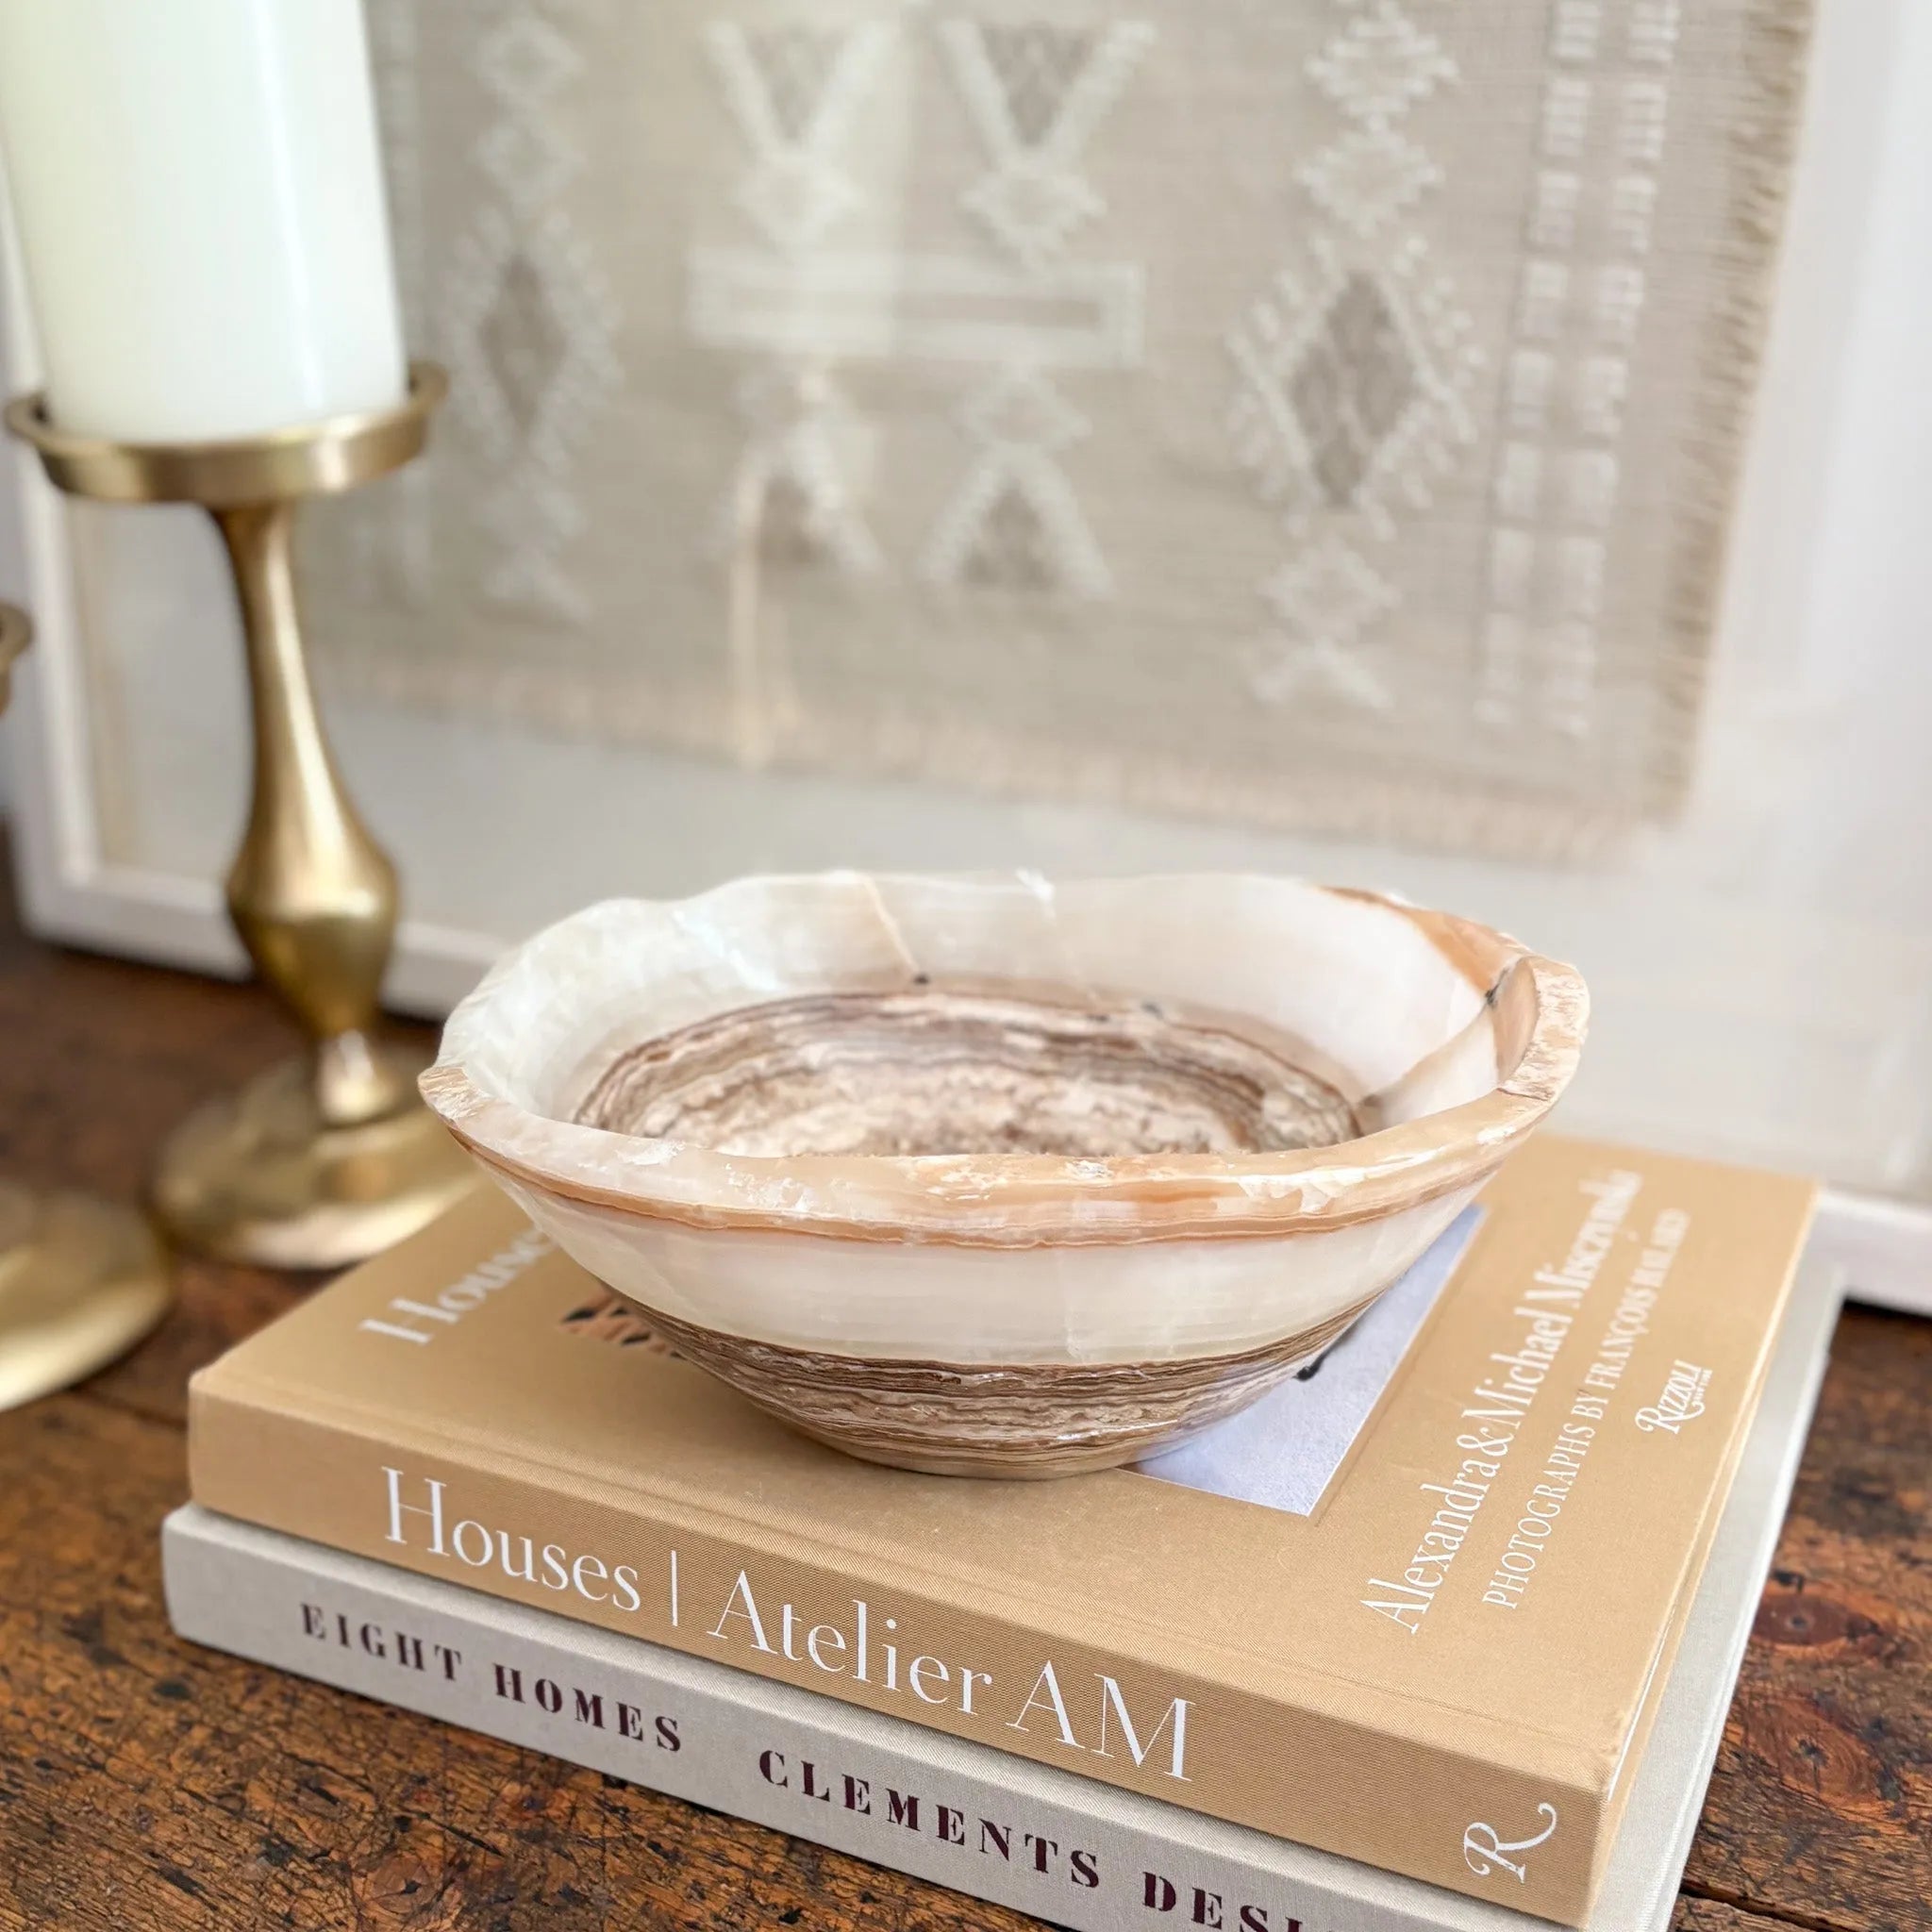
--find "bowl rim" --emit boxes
[421,874,1588,1246]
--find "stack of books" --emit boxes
[167,1134,1837,1931]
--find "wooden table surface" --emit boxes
[0,875,1926,1932]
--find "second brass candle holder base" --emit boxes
[8,367,474,1271]
[0,603,171,1406]
[0,1178,172,1407]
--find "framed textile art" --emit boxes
[5,0,1932,1268]
[306,0,1803,858]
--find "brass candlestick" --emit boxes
[6,366,473,1269]
[0,601,172,1408]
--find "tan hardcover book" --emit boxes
[188,1135,1814,1924]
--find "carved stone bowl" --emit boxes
[422,874,1587,1477]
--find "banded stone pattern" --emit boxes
[630,1293,1380,1478]
[575,984,1362,1161]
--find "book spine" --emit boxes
[162,1506,1474,1932]
[187,1383,1604,1920]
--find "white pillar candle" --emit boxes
[0,0,406,442]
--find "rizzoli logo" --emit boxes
[1463,1802,1557,1881]
[1635,1358,1711,1436]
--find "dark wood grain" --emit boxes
[1672,1903,1791,1932]
[0,843,1925,1932]
[1684,1307,1932,1932]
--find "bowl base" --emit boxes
[626,1294,1376,1479]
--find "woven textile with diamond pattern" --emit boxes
[308,0,1809,859]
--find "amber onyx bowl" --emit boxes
[422,874,1587,1476]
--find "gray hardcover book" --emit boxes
[164,1254,1840,1932]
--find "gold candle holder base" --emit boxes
[7,369,474,1270]
[153,1046,464,1272]
[0,606,170,1406]
[0,1180,171,1410]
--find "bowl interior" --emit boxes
[457,875,1510,1167]
[574,982,1365,1159]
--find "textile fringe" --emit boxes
[1647,0,1818,823]
[317,644,1650,868]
